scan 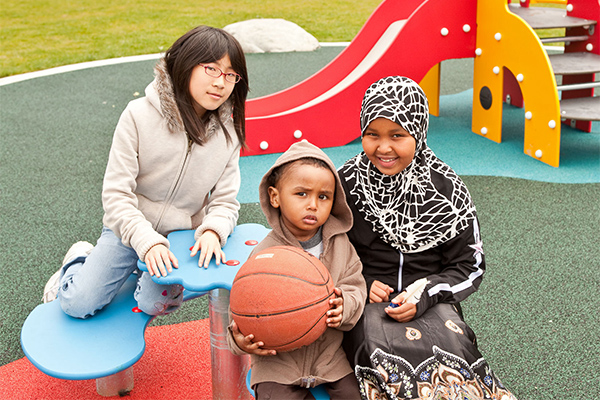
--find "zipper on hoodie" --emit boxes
[301,376,316,389]
[155,136,193,232]
[299,342,317,387]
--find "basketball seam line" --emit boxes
[231,290,334,318]
[233,272,331,287]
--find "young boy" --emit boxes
[227,140,367,399]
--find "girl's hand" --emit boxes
[190,230,226,268]
[369,280,394,303]
[145,244,179,277]
[385,292,417,322]
[327,287,344,328]
[231,321,277,356]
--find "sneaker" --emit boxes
[42,241,94,303]
[61,241,94,266]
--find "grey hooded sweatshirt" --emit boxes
[101,60,241,261]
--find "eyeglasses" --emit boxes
[198,65,242,84]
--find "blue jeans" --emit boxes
[58,227,183,318]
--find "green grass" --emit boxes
[0,0,381,77]
[1,0,572,78]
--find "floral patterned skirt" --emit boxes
[343,303,517,400]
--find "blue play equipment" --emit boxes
[136,224,268,292]
[21,223,269,397]
[21,273,152,381]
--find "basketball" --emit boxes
[230,246,335,352]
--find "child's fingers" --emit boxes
[215,248,226,265]
[200,244,217,268]
[253,348,277,356]
[209,248,224,266]
[147,247,173,276]
[328,306,343,326]
[169,250,179,269]
[327,294,343,327]
[146,258,156,277]
[231,321,242,335]
[327,302,343,314]
[369,281,393,303]
[244,337,277,356]
[385,302,416,322]
[327,313,342,327]
[329,297,342,307]
[197,246,209,268]
[162,255,173,274]
[192,232,225,269]
[190,240,200,257]
[202,249,212,269]
[390,292,407,305]
[369,288,388,303]
[231,320,276,356]
[242,336,276,356]
[151,256,168,277]
[245,338,262,349]
[387,310,411,322]
[327,311,342,321]
[232,322,253,347]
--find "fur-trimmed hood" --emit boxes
[148,59,233,138]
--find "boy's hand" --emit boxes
[327,287,344,328]
[369,280,394,303]
[231,321,277,356]
[145,244,178,277]
[385,291,417,322]
[190,230,226,268]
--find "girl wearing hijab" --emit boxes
[339,76,517,399]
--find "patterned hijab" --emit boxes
[341,76,476,253]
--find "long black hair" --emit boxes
[164,25,248,147]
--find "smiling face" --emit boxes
[189,54,236,117]
[362,117,417,175]
[268,162,336,242]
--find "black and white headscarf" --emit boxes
[341,76,476,253]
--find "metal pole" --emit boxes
[209,288,251,400]
[95,366,134,397]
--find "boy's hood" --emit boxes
[259,140,353,245]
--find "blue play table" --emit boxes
[21,223,269,398]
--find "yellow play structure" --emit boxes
[473,0,562,166]
[422,0,598,167]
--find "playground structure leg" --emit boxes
[209,288,251,400]
[95,366,134,397]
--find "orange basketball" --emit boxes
[230,246,335,352]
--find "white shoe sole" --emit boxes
[42,241,94,303]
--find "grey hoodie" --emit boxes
[102,60,241,261]
[228,140,366,388]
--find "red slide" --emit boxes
[243,0,477,156]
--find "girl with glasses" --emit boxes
[43,26,249,319]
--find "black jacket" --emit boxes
[339,168,485,319]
